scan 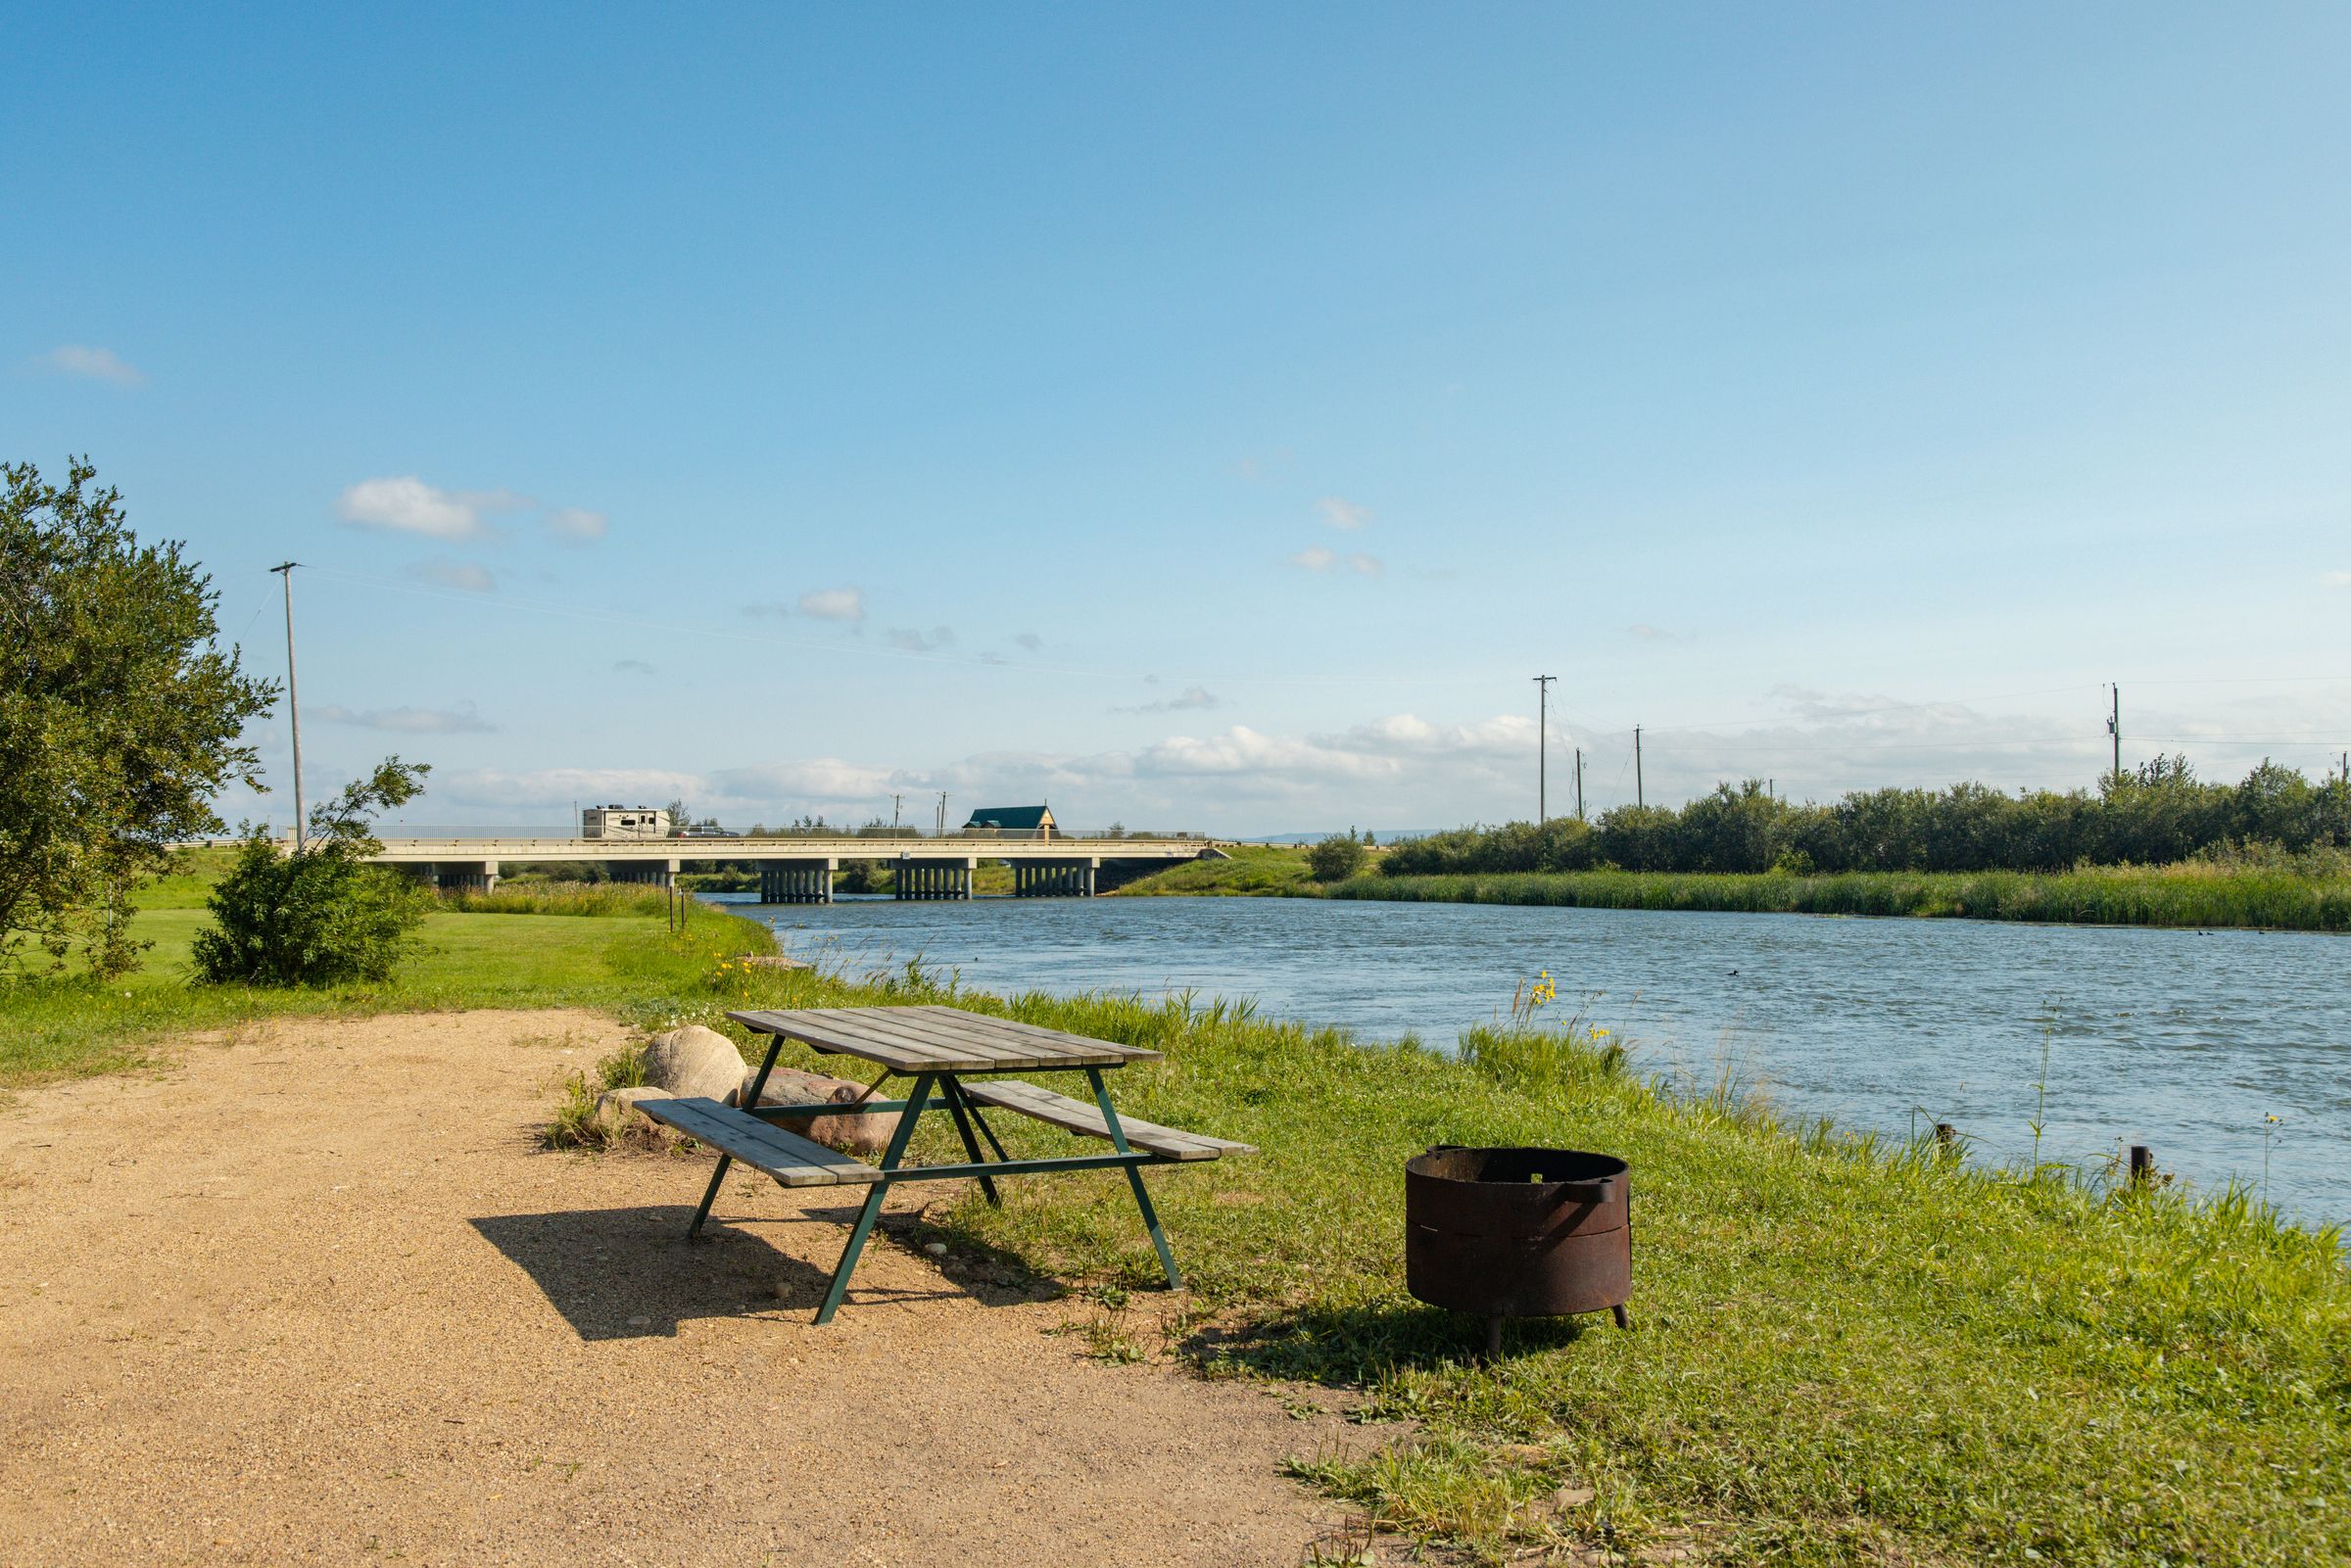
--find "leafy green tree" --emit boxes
[193,759,431,986]
[1307,833,1367,881]
[0,458,277,977]
[1592,805,1679,871]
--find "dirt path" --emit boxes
[0,1011,1361,1567]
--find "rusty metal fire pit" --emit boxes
[1405,1145,1631,1354]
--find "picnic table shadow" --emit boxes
[470,1202,1066,1342]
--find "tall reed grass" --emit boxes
[1326,863,2351,930]
[436,884,675,918]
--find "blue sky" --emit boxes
[9,3,2349,833]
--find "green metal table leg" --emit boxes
[815,1070,933,1325]
[936,1074,1002,1207]
[687,1154,733,1239]
[689,1034,782,1239]
[1085,1067,1183,1290]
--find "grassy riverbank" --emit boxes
[1108,843,1328,895]
[1108,847,2351,930]
[935,996,2349,1566]
[9,876,2346,1563]
[600,907,2344,1565]
[1324,861,2351,930]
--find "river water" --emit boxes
[708,893,2351,1225]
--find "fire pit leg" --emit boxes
[1485,1315,1504,1357]
[1611,1305,1630,1330]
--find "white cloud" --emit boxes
[358,681,2351,838]
[546,506,608,543]
[798,587,866,622]
[611,659,656,675]
[37,345,145,386]
[408,560,496,593]
[1316,496,1371,530]
[1116,686,1222,715]
[1289,546,1383,575]
[1013,632,1043,652]
[337,476,525,540]
[887,626,956,653]
[709,758,900,803]
[2324,570,2351,589]
[313,702,496,735]
[1628,624,1689,642]
[438,766,708,808]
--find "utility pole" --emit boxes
[936,790,948,836]
[1634,726,1644,809]
[1574,747,1584,822]
[270,563,307,852]
[2107,684,2121,781]
[892,793,902,832]
[1533,675,1557,823]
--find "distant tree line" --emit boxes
[1381,758,2351,878]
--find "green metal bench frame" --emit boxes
[686,1031,1189,1324]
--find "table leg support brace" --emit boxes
[936,1075,1002,1208]
[1086,1068,1183,1290]
[814,1070,935,1325]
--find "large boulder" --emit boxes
[641,1024,748,1102]
[744,1066,894,1156]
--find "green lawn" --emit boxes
[0,872,776,1088]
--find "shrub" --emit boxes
[1306,834,1366,881]
[192,760,431,986]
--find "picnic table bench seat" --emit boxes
[958,1078,1255,1162]
[638,1096,884,1188]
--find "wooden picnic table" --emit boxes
[638,1005,1251,1324]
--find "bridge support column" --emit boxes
[608,859,677,887]
[758,861,834,905]
[420,859,501,894]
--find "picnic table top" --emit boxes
[725,1005,1163,1074]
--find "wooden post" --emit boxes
[2129,1145,2153,1186]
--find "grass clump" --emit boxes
[544,1043,653,1150]
[440,883,673,918]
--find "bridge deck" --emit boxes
[362,836,1221,865]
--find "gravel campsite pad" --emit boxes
[0,1010,1355,1566]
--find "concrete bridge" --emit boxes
[365,835,1225,903]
